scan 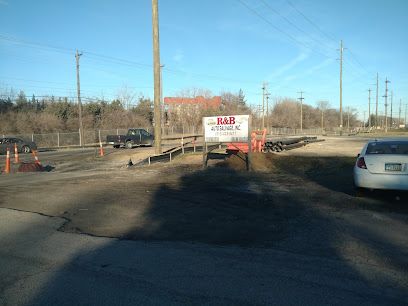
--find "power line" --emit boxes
[0,81,153,91]
[261,0,336,56]
[1,33,261,86]
[0,34,73,55]
[236,0,332,59]
[284,1,374,78]
[285,0,337,43]
[0,76,71,85]
[347,49,373,76]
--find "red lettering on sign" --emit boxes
[217,116,236,125]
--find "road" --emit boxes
[0,208,406,306]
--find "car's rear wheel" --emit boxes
[21,145,31,154]
[125,141,133,149]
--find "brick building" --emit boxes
[164,96,222,114]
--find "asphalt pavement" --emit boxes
[0,208,407,306]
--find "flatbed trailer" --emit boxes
[227,134,324,154]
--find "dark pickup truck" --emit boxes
[106,128,154,149]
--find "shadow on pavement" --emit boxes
[1,156,407,305]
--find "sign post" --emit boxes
[247,116,252,171]
[202,115,251,169]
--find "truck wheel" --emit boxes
[125,141,133,149]
[21,145,31,154]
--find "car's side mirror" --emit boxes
[357,153,360,157]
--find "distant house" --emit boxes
[164,96,222,115]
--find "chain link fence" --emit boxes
[269,127,324,136]
[1,125,334,149]
[0,126,203,149]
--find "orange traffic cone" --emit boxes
[14,143,19,164]
[4,147,11,174]
[99,142,104,157]
[32,150,42,166]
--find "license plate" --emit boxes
[385,163,402,171]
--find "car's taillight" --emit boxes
[356,157,367,169]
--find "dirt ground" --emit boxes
[1,135,408,300]
[0,136,407,248]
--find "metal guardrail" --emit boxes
[134,143,221,167]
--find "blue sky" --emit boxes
[1,0,407,119]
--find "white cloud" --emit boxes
[283,58,333,82]
[267,51,309,79]
[305,58,333,75]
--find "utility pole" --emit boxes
[390,91,393,129]
[321,105,324,132]
[262,83,266,129]
[347,106,350,132]
[75,50,84,147]
[160,64,165,132]
[405,102,407,126]
[398,98,402,128]
[384,78,390,133]
[368,89,371,129]
[266,91,270,131]
[338,40,344,134]
[257,104,263,128]
[375,72,379,128]
[152,0,162,154]
[298,91,304,133]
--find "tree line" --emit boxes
[0,88,358,134]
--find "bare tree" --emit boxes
[316,100,330,130]
[116,85,137,110]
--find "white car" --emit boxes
[354,138,408,192]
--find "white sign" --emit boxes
[203,115,250,143]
